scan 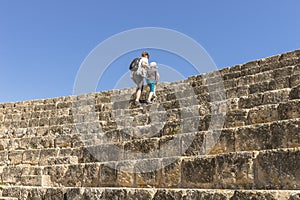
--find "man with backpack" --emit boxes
[130,51,150,106]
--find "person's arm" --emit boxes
[141,61,150,69]
[156,71,160,82]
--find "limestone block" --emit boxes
[247,104,278,124]
[124,138,159,160]
[38,118,49,127]
[290,85,300,100]
[22,149,40,165]
[226,86,249,99]
[181,155,216,188]
[21,175,51,186]
[237,75,255,87]
[99,162,117,187]
[224,110,248,128]
[160,158,181,188]
[278,100,300,120]
[222,71,242,81]
[279,57,300,67]
[0,151,8,165]
[116,160,135,187]
[270,119,300,149]
[239,93,263,109]
[8,151,22,165]
[158,134,181,158]
[249,82,270,94]
[134,159,161,187]
[63,188,82,200]
[207,129,235,155]
[269,77,290,91]
[221,79,237,91]
[1,166,22,184]
[39,149,58,166]
[231,190,290,200]
[262,89,290,105]
[55,135,72,148]
[182,132,205,156]
[81,163,100,187]
[47,156,78,165]
[235,124,276,151]
[254,148,300,189]
[0,139,9,151]
[241,66,260,76]
[43,188,64,200]
[214,152,256,189]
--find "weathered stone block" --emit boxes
[181,156,216,188]
[124,138,159,160]
[21,175,51,186]
[249,82,270,94]
[215,152,256,189]
[241,66,260,76]
[207,129,235,155]
[235,124,278,151]
[278,100,300,120]
[222,71,242,81]
[8,151,22,165]
[224,110,248,128]
[81,163,100,187]
[290,74,300,88]
[116,161,135,187]
[182,132,205,156]
[159,134,181,158]
[22,149,40,165]
[47,156,78,165]
[254,149,300,189]
[39,149,58,165]
[0,150,8,165]
[239,93,263,109]
[269,77,290,91]
[99,162,117,187]
[1,166,22,184]
[262,89,290,105]
[226,86,249,99]
[153,189,184,200]
[134,159,161,187]
[247,105,278,124]
[160,158,181,188]
[290,85,300,100]
[270,119,300,148]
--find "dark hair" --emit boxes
[141,51,149,58]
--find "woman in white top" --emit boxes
[131,51,150,106]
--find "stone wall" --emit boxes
[0,50,300,199]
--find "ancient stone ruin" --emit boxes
[0,50,300,199]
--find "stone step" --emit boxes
[0,197,18,200]
[20,175,51,187]
[1,83,299,138]
[0,83,295,135]
[2,147,297,189]
[47,156,78,165]
[219,51,300,80]
[1,186,300,200]
[43,147,300,189]
[1,118,299,166]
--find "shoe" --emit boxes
[134,100,141,106]
[146,100,152,104]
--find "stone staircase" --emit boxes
[0,50,300,199]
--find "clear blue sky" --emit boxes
[1,0,299,103]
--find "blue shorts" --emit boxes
[148,83,155,92]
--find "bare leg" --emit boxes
[148,92,154,101]
[136,90,141,102]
